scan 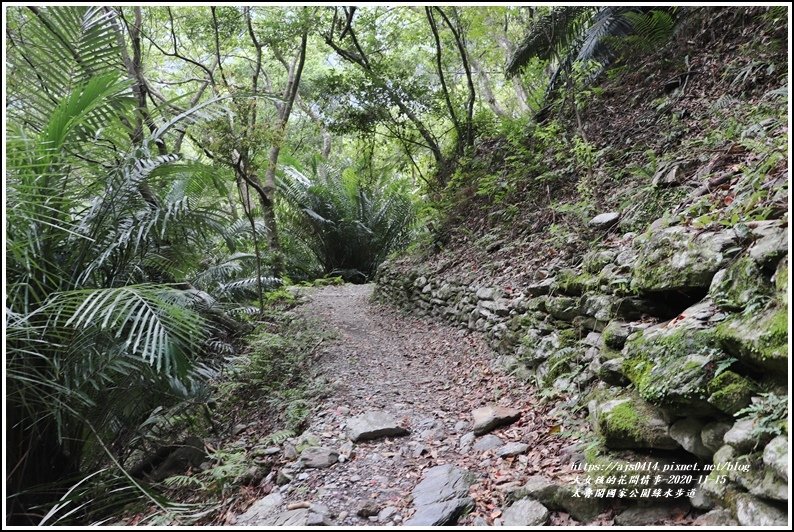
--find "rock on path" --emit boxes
[232,284,573,526]
[404,464,475,526]
[502,498,550,526]
[471,405,521,435]
[346,411,409,442]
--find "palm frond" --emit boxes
[219,276,283,297]
[6,6,124,128]
[43,285,207,376]
[506,7,592,76]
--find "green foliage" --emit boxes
[735,392,789,440]
[508,7,682,98]
[279,166,417,280]
[619,10,677,54]
[260,429,295,446]
[476,173,514,202]
[230,314,335,432]
[5,6,238,524]
[707,370,754,415]
[163,447,247,496]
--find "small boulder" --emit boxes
[594,397,679,450]
[506,475,601,522]
[405,464,475,526]
[700,421,732,454]
[716,305,787,374]
[502,499,550,526]
[357,501,382,518]
[748,225,788,265]
[630,226,739,294]
[473,434,504,452]
[597,357,628,386]
[347,411,409,442]
[526,278,554,296]
[723,418,771,453]
[669,418,712,459]
[458,432,476,452]
[734,493,787,526]
[763,435,788,482]
[299,447,339,469]
[377,506,399,523]
[237,492,284,525]
[589,212,621,229]
[476,287,496,300]
[693,509,738,526]
[689,485,716,511]
[497,442,529,457]
[471,405,521,435]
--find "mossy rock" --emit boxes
[518,328,578,369]
[584,446,694,493]
[526,296,549,313]
[631,226,739,294]
[546,296,582,321]
[602,321,652,350]
[540,347,582,387]
[582,249,617,274]
[709,256,773,311]
[716,304,788,375]
[554,268,596,295]
[773,257,787,303]
[707,370,754,415]
[622,324,726,415]
[728,452,788,502]
[593,394,678,450]
[602,321,634,349]
[581,294,620,322]
[572,315,607,334]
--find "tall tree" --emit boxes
[324,6,446,169]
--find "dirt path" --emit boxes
[235,284,576,526]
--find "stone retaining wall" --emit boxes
[375,219,788,525]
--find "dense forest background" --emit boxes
[4,5,789,526]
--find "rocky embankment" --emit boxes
[376,214,788,526]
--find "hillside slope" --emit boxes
[376,7,789,526]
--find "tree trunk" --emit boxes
[496,32,532,114]
[435,7,476,150]
[426,8,462,145]
[472,57,508,118]
[260,28,309,275]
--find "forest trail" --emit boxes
[233,284,577,526]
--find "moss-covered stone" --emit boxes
[773,257,787,303]
[518,328,577,369]
[630,226,739,294]
[582,250,617,274]
[541,347,581,387]
[716,304,788,375]
[601,321,624,349]
[593,394,678,450]
[546,296,582,321]
[526,296,549,313]
[572,315,606,333]
[622,323,726,415]
[584,446,692,494]
[601,320,649,349]
[707,370,754,415]
[729,452,788,502]
[709,256,773,311]
[581,294,620,322]
[554,268,599,296]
